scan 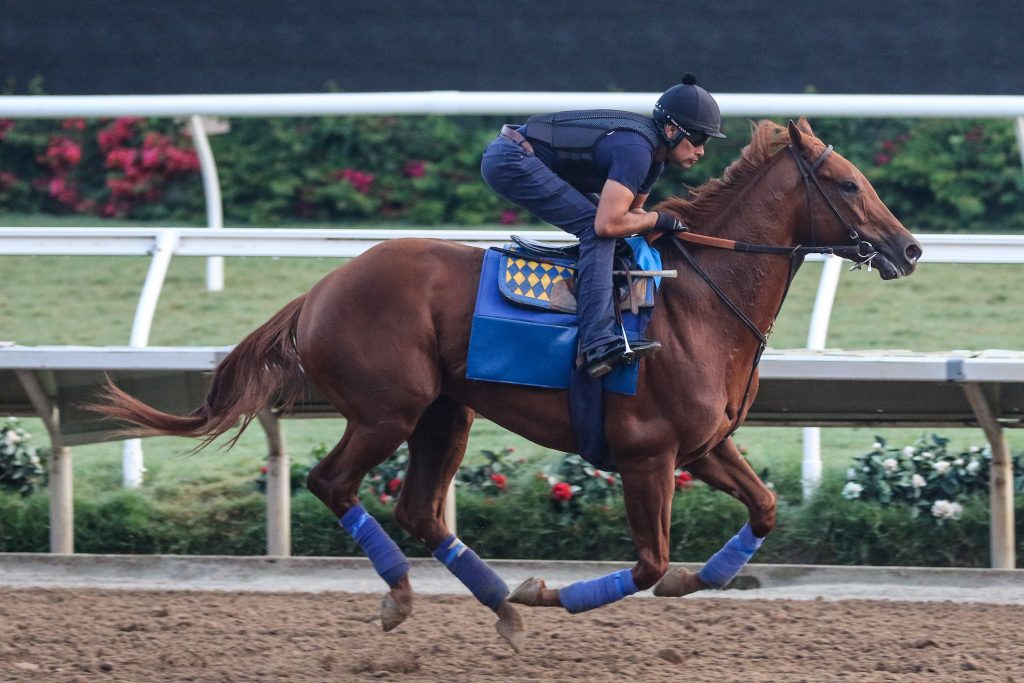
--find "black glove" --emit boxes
[654,212,688,233]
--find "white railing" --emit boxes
[3,91,1024,118]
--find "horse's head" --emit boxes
[787,118,922,279]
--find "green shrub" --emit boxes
[841,433,1024,520]
[0,418,48,496]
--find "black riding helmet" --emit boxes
[653,73,727,149]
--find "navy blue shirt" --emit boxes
[522,127,665,197]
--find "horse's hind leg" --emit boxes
[306,420,418,631]
[395,396,525,653]
[654,436,776,597]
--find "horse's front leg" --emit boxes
[511,451,676,613]
[654,436,776,597]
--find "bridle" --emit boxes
[663,141,877,441]
[787,144,879,270]
[669,144,877,267]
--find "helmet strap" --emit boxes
[659,122,686,150]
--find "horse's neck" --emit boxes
[668,179,804,338]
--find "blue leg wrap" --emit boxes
[558,568,638,614]
[339,505,411,587]
[432,534,509,610]
[697,522,765,588]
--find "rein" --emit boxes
[665,142,871,439]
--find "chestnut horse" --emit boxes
[94,119,921,652]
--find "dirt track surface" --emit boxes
[1,589,1021,682]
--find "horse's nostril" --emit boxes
[905,243,923,263]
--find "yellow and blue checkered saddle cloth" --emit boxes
[497,250,655,313]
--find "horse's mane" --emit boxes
[658,119,811,229]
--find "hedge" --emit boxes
[2,108,1023,232]
[2,477,1021,567]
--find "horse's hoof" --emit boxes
[381,590,412,632]
[508,577,545,606]
[495,602,525,654]
[653,567,705,597]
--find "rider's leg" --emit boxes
[481,135,620,353]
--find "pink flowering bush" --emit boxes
[3,102,1021,232]
[0,114,202,218]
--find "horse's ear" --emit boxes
[787,120,809,154]
[795,116,815,136]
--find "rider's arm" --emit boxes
[594,180,660,238]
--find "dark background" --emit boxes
[3,1,1023,95]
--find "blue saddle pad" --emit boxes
[467,242,657,395]
[466,237,662,471]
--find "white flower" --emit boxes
[969,446,980,453]
[1,430,19,446]
[882,458,898,473]
[847,467,858,479]
[872,441,883,451]
[966,460,981,475]
[920,451,934,460]
[841,482,864,500]
[912,474,926,488]
[902,446,915,457]
[934,461,951,475]
[931,500,964,520]
[953,458,964,467]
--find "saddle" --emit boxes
[495,236,656,315]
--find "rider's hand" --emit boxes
[654,212,688,233]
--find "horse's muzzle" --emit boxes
[876,239,922,280]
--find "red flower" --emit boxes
[62,118,87,131]
[490,473,507,490]
[259,466,269,475]
[42,136,82,169]
[334,168,375,194]
[105,147,137,171]
[675,471,694,490]
[0,119,13,140]
[48,176,80,206]
[551,481,573,502]
[387,477,403,494]
[97,117,142,152]
[164,146,199,173]
[874,154,891,166]
[141,147,163,170]
[499,209,518,225]
[0,172,16,190]
[402,159,426,178]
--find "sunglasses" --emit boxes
[680,129,710,147]
[665,114,711,148]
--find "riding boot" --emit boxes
[583,337,661,378]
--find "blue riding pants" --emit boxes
[481,134,619,352]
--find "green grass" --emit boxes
[4,216,1024,504]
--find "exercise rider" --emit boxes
[480,73,726,378]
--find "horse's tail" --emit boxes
[91,294,308,449]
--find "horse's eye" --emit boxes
[840,181,859,193]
